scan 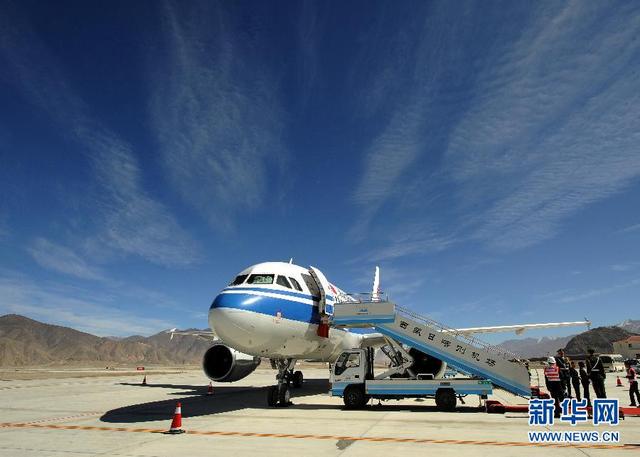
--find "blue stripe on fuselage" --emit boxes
[211,291,322,324]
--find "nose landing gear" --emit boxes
[267,359,298,407]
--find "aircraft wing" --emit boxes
[357,319,591,347]
[452,320,591,336]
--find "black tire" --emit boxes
[435,388,457,412]
[267,385,279,407]
[278,385,291,407]
[343,385,369,409]
[293,371,304,388]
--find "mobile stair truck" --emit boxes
[329,298,532,411]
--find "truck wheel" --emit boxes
[267,386,279,407]
[435,389,457,412]
[343,385,369,409]
[293,370,304,388]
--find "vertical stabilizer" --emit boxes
[371,266,381,301]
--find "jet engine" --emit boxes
[408,348,447,379]
[202,343,261,382]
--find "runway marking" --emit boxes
[0,422,637,450]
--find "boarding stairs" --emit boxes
[331,296,531,397]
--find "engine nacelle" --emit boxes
[202,343,261,382]
[408,348,447,379]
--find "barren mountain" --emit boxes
[564,326,638,355]
[499,335,575,358]
[0,314,212,367]
[618,319,640,334]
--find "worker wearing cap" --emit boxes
[586,349,607,398]
[625,361,639,407]
[569,361,581,401]
[578,361,591,407]
[544,356,563,418]
[556,349,571,397]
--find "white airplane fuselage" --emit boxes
[209,262,362,362]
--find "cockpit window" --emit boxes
[289,277,303,291]
[229,274,248,286]
[276,276,292,289]
[247,274,274,285]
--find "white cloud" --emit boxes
[0,9,199,267]
[444,3,640,251]
[618,223,640,234]
[555,277,640,304]
[27,238,105,281]
[350,3,640,255]
[0,276,175,336]
[149,2,285,231]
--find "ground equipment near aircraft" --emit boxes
[331,298,533,402]
[331,346,493,411]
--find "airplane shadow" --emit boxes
[101,378,331,423]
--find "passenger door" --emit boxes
[308,266,336,316]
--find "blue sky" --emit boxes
[0,1,639,340]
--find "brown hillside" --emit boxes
[0,314,212,367]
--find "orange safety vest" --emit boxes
[545,365,561,382]
[629,367,637,381]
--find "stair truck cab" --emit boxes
[330,347,493,411]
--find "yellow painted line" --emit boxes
[0,422,637,450]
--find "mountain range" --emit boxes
[0,314,211,367]
[1,314,638,366]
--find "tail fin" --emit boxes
[371,266,380,301]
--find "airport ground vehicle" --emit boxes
[601,354,626,372]
[327,299,538,412]
[330,347,493,411]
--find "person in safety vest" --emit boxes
[625,360,640,407]
[544,356,564,418]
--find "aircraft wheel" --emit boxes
[435,388,457,412]
[267,385,279,407]
[293,370,304,388]
[278,385,291,407]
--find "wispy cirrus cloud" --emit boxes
[618,223,640,234]
[0,275,175,336]
[149,1,285,231]
[554,277,640,304]
[366,224,455,262]
[444,3,640,251]
[0,6,198,267]
[27,238,105,281]
[351,2,640,257]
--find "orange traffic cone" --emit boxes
[207,382,213,396]
[142,375,147,386]
[616,376,623,387]
[165,402,185,434]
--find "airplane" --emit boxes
[174,261,591,407]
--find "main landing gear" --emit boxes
[267,359,303,407]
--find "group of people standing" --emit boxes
[543,348,609,417]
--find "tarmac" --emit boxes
[1,366,638,456]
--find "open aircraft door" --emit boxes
[308,266,335,317]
